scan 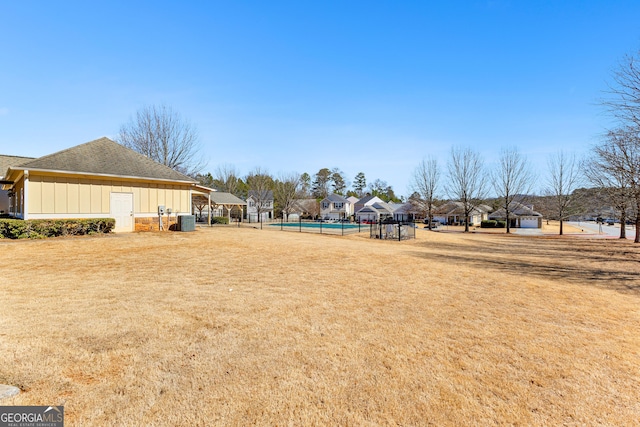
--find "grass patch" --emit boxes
[1,227,639,425]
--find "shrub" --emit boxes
[481,220,497,228]
[212,216,229,224]
[496,221,506,228]
[0,218,115,239]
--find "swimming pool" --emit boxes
[269,222,363,230]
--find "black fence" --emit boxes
[267,218,368,235]
[369,220,417,241]
[258,218,418,240]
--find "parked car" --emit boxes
[605,218,616,225]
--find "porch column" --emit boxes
[208,192,211,227]
[22,170,29,220]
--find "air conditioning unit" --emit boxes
[177,215,196,232]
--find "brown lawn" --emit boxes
[1,226,639,425]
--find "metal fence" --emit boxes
[369,220,417,241]
[229,217,417,240]
[266,218,368,236]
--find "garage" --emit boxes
[520,216,540,228]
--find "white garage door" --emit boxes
[520,217,539,228]
[110,192,134,232]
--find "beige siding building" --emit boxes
[1,137,200,232]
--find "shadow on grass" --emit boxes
[408,235,640,295]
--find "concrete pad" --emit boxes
[512,228,543,236]
[0,384,20,399]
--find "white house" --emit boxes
[346,196,358,217]
[356,201,395,223]
[353,195,384,216]
[392,202,423,222]
[320,194,351,220]
[247,190,274,222]
[433,201,492,226]
[488,202,543,228]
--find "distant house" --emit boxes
[392,202,423,222]
[489,202,543,228]
[356,200,395,223]
[320,194,351,220]
[353,195,384,216]
[287,198,319,221]
[433,201,492,226]
[246,190,274,222]
[0,138,199,232]
[346,196,358,217]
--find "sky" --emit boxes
[1,1,640,198]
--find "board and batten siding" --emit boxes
[27,173,191,218]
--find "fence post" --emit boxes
[281,215,283,230]
[320,220,322,234]
[342,219,344,236]
[398,223,401,241]
[299,216,302,232]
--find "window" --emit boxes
[322,202,329,209]
[334,202,344,210]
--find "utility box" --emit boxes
[158,205,165,215]
[177,215,196,232]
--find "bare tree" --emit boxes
[274,173,302,221]
[246,167,274,226]
[545,151,582,235]
[411,157,440,230]
[196,172,214,188]
[589,128,640,242]
[599,49,640,243]
[492,147,535,234]
[213,163,241,195]
[602,51,640,128]
[584,155,631,239]
[118,104,204,176]
[192,195,208,221]
[447,147,488,232]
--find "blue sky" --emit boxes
[1,1,639,197]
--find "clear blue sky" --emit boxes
[1,1,639,197]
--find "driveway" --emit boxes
[568,221,636,240]
[512,228,544,236]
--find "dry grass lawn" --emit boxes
[1,226,639,425]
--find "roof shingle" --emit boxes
[10,137,196,183]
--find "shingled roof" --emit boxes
[8,137,197,183]
[210,192,247,205]
[0,155,36,179]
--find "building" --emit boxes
[246,190,274,222]
[1,137,200,232]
